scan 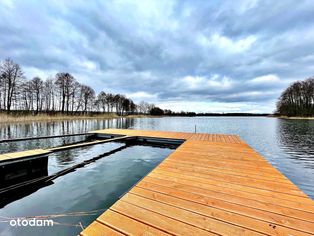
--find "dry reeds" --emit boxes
[0,113,120,124]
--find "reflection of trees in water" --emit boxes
[55,149,77,164]
[0,118,135,154]
[0,118,135,140]
[277,119,314,167]
[0,136,88,154]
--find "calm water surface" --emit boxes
[130,117,314,197]
[0,117,313,235]
[0,141,174,236]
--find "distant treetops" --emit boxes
[0,58,197,117]
[276,77,314,117]
[5,58,312,118]
[0,58,161,115]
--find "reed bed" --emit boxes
[0,113,121,123]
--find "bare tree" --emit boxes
[43,77,56,112]
[0,58,139,116]
[0,72,3,110]
[80,85,95,113]
[106,93,115,113]
[96,91,108,112]
[21,80,33,110]
[30,77,44,114]
[130,100,137,114]
[138,101,151,114]
[70,81,80,113]
[0,58,24,112]
[122,98,130,115]
[55,72,75,114]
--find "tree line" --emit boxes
[276,77,314,117]
[1,58,283,117]
[0,58,147,115]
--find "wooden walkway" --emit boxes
[81,129,314,236]
[0,136,130,162]
[0,149,51,163]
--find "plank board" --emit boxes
[80,129,314,235]
[0,149,51,162]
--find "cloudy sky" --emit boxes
[1,0,314,113]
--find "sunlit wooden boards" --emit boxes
[91,128,243,144]
[0,136,130,162]
[0,149,51,163]
[82,129,314,235]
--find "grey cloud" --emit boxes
[0,0,313,112]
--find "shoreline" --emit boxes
[0,114,149,124]
[271,115,314,120]
[1,113,313,124]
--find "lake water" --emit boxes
[0,141,175,235]
[0,117,313,235]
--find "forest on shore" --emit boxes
[0,58,157,116]
[276,77,314,117]
[1,58,313,118]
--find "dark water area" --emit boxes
[0,117,313,235]
[0,142,174,236]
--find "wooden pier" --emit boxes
[82,129,314,236]
[0,129,313,235]
[0,149,51,162]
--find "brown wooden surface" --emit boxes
[0,136,130,163]
[82,129,314,235]
[0,149,51,162]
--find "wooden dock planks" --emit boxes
[0,149,51,162]
[0,136,131,163]
[81,129,314,235]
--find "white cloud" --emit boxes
[75,59,98,71]
[23,67,58,80]
[198,33,257,53]
[238,0,260,13]
[178,75,233,92]
[248,74,280,84]
[127,91,158,102]
[1,0,14,9]
[157,100,272,113]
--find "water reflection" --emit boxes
[0,155,50,208]
[0,117,313,200]
[0,144,174,236]
[56,149,76,164]
[0,118,135,154]
[0,118,135,140]
[277,119,314,168]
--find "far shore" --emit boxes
[270,115,314,120]
[268,115,314,120]
[1,113,313,124]
[0,113,149,124]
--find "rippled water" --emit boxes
[0,117,313,235]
